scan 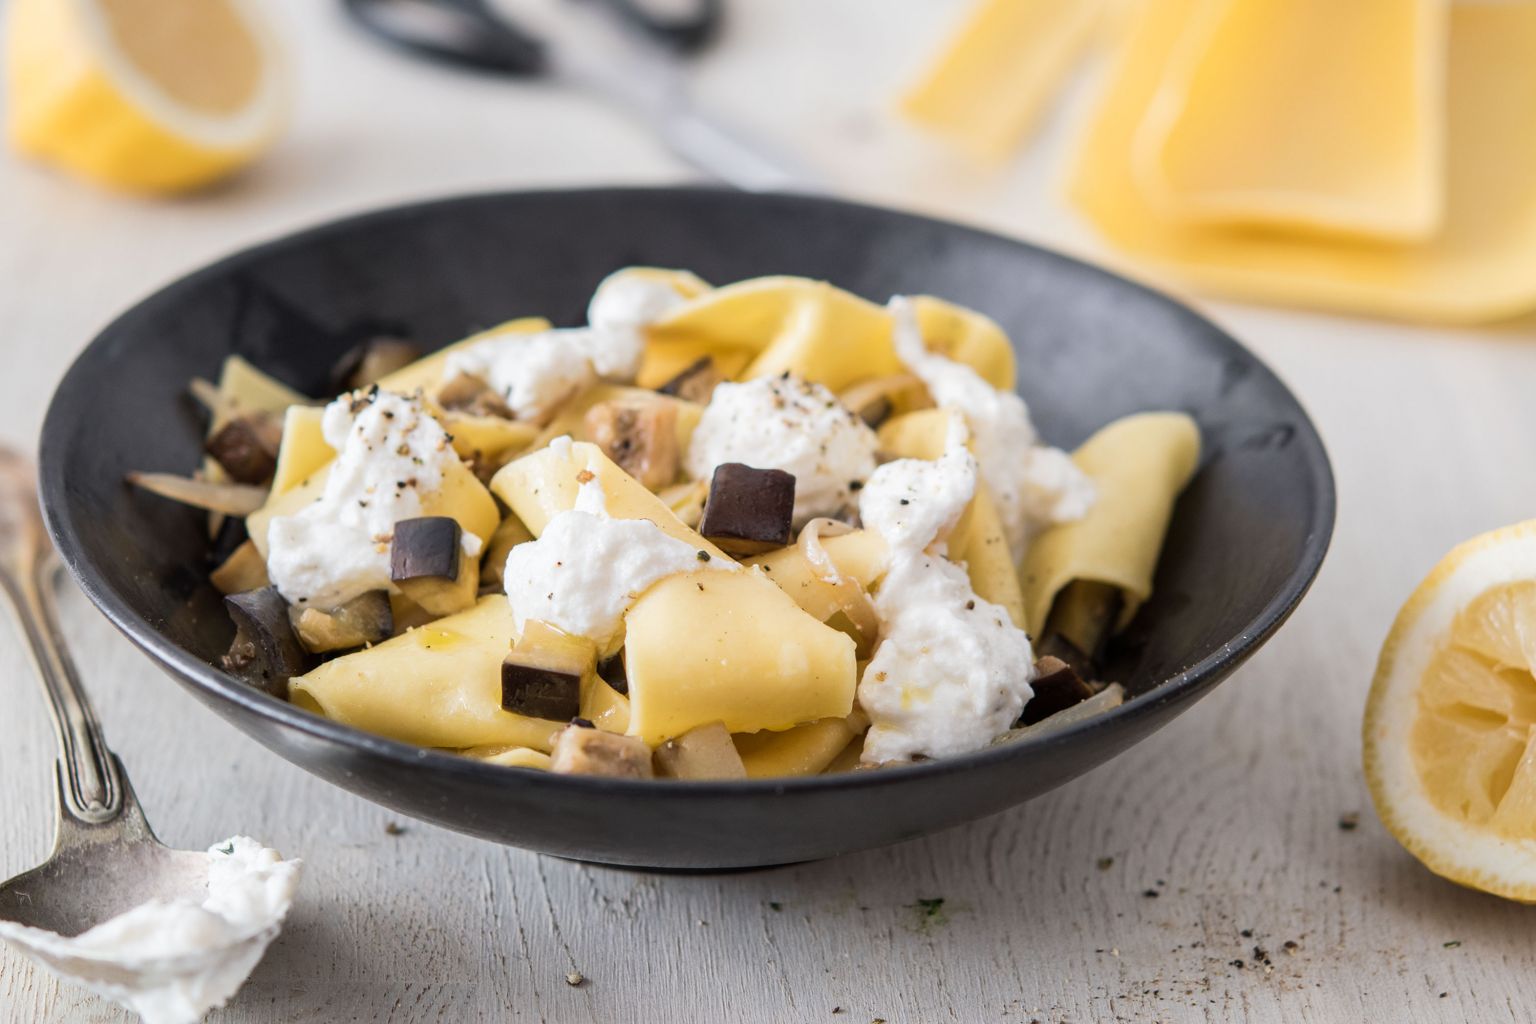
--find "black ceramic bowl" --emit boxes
[40,189,1333,869]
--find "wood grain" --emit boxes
[3,2,1535,1021]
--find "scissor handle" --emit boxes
[343,0,548,77]
[593,0,723,53]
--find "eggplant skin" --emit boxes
[204,413,282,484]
[222,586,312,696]
[391,516,463,582]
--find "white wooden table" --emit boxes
[4,3,1535,1021]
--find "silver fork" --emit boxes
[0,449,220,986]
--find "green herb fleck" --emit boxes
[1096,856,1114,871]
[697,550,711,562]
[216,842,235,856]
[908,896,947,931]
[1444,940,1462,949]
[768,901,783,912]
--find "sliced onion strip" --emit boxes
[126,472,269,516]
[798,517,880,656]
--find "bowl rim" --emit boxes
[39,185,1336,799]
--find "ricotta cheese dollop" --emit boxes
[857,424,1038,764]
[0,837,300,1024]
[503,445,734,647]
[266,388,478,610]
[443,273,688,423]
[888,296,1094,557]
[685,374,879,527]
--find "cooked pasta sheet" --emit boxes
[492,440,858,745]
[876,408,1026,629]
[290,597,564,750]
[639,277,1016,393]
[161,267,1203,778]
[1021,412,1201,635]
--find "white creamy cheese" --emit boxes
[0,837,300,1024]
[587,271,690,334]
[443,273,688,423]
[856,431,1038,764]
[266,389,477,610]
[685,375,879,526]
[445,328,605,423]
[888,296,1094,557]
[502,462,733,647]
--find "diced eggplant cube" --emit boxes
[657,356,722,404]
[584,399,680,490]
[479,515,533,591]
[1020,655,1095,725]
[1038,579,1124,680]
[549,724,653,778]
[221,586,310,695]
[291,590,393,653]
[699,463,795,555]
[437,372,514,420]
[391,517,462,582]
[501,660,583,721]
[210,539,269,595]
[654,721,747,780]
[501,621,597,720]
[854,395,893,430]
[204,412,282,484]
[331,335,421,392]
[597,654,628,695]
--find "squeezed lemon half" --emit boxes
[1365,521,1536,901]
[4,0,287,194]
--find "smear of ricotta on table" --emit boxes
[0,836,301,1024]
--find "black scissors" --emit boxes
[342,0,822,191]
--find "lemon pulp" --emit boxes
[99,0,262,116]
[1411,582,1536,839]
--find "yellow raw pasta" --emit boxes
[901,0,1104,162]
[1136,0,1446,241]
[1070,0,1536,324]
[1021,412,1200,634]
[290,597,563,750]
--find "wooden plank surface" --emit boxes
[2,3,1534,1021]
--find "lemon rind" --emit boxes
[1365,519,1536,901]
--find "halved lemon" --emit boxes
[1364,520,1536,901]
[4,0,287,194]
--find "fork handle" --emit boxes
[0,451,124,826]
